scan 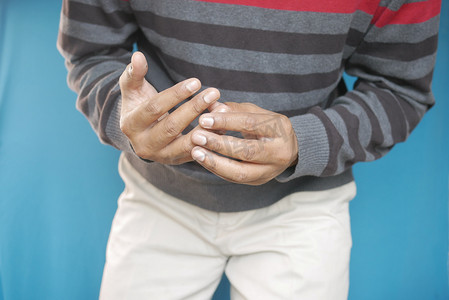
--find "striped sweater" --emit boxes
[57,0,441,212]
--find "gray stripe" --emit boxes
[289,113,330,177]
[309,107,344,177]
[350,10,374,33]
[343,45,356,60]
[333,95,377,159]
[67,0,132,13]
[161,52,342,94]
[347,53,436,80]
[383,0,429,11]
[325,108,354,175]
[342,93,384,159]
[77,69,122,126]
[105,97,133,152]
[218,85,340,112]
[142,28,342,75]
[358,83,414,143]
[352,89,394,148]
[132,0,353,35]
[363,16,440,43]
[333,106,367,167]
[59,15,137,45]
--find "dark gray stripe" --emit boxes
[345,91,384,159]
[346,28,365,48]
[58,31,134,58]
[356,35,438,62]
[135,10,347,55]
[140,28,343,75]
[376,82,425,132]
[77,69,117,117]
[308,107,344,176]
[160,52,341,93]
[395,94,422,132]
[358,83,408,143]
[333,105,367,168]
[62,1,134,29]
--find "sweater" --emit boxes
[57,0,440,212]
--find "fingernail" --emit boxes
[203,90,218,104]
[192,149,206,162]
[200,116,214,128]
[127,65,133,77]
[186,80,200,92]
[192,133,207,146]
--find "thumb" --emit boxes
[120,51,149,91]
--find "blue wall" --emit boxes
[0,1,447,299]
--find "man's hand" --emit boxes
[190,102,299,185]
[119,52,220,165]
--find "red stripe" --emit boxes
[372,0,441,28]
[194,0,440,27]
[193,0,379,15]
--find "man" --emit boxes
[58,0,441,299]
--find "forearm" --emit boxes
[57,0,137,151]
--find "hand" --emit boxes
[119,52,220,165]
[190,102,299,185]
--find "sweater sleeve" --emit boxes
[57,0,138,152]
[277,0,441,182]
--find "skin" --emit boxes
[119,51,222,165]
[119,52,298,185]
[191,103,298,185]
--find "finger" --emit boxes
[191,146,272,185]
[150,88,220,146]
[119,51,152,92]
[223,102,275,115]
[130,78,201,130]
[156,132,196,165]
[191,130,273,163]
[208,102,230,113]
[199,112,289,138]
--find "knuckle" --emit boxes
[182,139,193,154]
[120,121,130,135]
[244,116,257,131]
[243,102,256,108]
[241,145,257,161]
[209,137,222,152]
[171,84,186,100]
[163,117,181,138]
[144,101,162,117]
[120,118,137,136]
[276,149,293,166]
[279,114,291,127]
[134,146,149,160]
[191,99,204,115]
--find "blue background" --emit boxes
[0,0,447,299]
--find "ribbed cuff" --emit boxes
[105,95,133,153]
[276,113,329,182]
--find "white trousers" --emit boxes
[99,154,356,300]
